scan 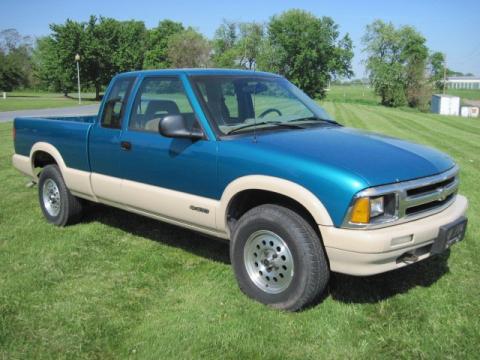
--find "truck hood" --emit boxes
[248,126,455,186]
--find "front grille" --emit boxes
[406,177,455,197]
[401,171,458,218]
[405,193,455,215]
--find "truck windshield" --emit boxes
[191,75,334,136]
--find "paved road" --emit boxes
[0,104,100,122]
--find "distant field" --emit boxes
[325,84,480,105]
[1,99,478,358]
[0,91,99,112]
[444,88,480,101]
[324,84,379,105]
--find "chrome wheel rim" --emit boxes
[244,230,294,294]
[42,178,61,217]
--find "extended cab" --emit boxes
[12,69,468,310]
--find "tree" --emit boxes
[0,29,34,91]
[237,22,265,69]
[34,36,73,94]
[0,50,24,91]
[400,26,429,108]
[212,20,238,68]
[363,20,431,108]
[82,17,146,98]
[428,52,445,91]
[212,20,266,69]
[167,28,211,68]
[113,20,147,72]
[143,20,184,69]
[35,16,147,99]
[261,10,353,98]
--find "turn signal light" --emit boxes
[350,197,370,223]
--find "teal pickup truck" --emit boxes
[12,69,468,310]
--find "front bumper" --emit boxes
[320,195,468,276]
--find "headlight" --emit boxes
[370,196,384,218]
[348,194,397,225]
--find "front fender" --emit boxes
[217,175,333,234]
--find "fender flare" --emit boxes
[217,175,333,233]
[29,142,95,199]
[30,142,68,180]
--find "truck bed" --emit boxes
[14,115,97,171]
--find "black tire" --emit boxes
[231,204,330,311]
[38,164,83,226]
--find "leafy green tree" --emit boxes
[237,22,265,69]
[363,20,431,108]
[33,36,75,95]
[428,52,445,91]
[113,20,147,72]
[36,16,147,99]
[144,20,184,69]
[82,17,146,98]
[212,20,238,68]
[167,28,211,68]
[363,20,406,106]
[0,50,24,91]
[0,29,34,90]
[261,10,353,98]
[400,26,429,108]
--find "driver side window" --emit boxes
[129,76,197,133]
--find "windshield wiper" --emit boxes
[226,121,304,135]
[287,116,340,126]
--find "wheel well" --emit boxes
[226,189,320,236]
[32,151,57,174]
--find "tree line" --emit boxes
[0,11,462,110]
[0,10,353,100]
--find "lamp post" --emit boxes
[75,54,81,104]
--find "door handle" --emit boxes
[120,141,132,151]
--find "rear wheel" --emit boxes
[231,204,330,311]
[38,165,83,226]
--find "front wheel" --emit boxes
[231,204,330,311]
[38,165,83,226]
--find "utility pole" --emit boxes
[443,54,447,95]
[75,54,81,104]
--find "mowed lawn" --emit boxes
[1,102,479,359]
[0,91,98,112]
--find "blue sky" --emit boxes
[1,0,479,77]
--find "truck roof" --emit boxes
[118,68,282,78]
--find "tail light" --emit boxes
[12,126,16,141]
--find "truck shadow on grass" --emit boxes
[329,252,450,304]
[83,203,450,305]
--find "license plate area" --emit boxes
[431,216,468,255]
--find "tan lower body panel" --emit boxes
[120,177,218,230]
[90,173,222,236]
[322,195,468,276]
[64,168,96,201]
[99,198,228,239]
[12,154,33,177]
[12,154,225,238]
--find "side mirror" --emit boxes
[159,115,204,140]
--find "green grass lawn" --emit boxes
[324,84,380,105]
[445,88,480,101]
[325,84,480,105]
[1,101,479,358]
[0,91,99,112]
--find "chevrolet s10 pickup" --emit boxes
[12,69,468,310]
